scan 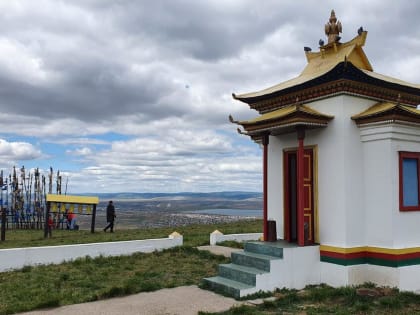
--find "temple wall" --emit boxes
[360,124,420,247]
[308,95,373,247]
[267,133,294,238]
[267,95,376,245]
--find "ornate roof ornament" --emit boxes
[325,10,342,44]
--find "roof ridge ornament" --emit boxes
[325,10,342,44]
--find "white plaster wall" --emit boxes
[253,245,320,292]
[267,135,285,238]
[360,136,395,247]
[400,266,420,293]
[345,264,400,288]
[360,124,420,248]
[308,95,373,246]
[391,126,420,247]
[267,95,374,246]
[321,262,402,289]
[0,235,183,272]
[320,262,350,287]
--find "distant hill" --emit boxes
[83,191,262,201]
[80,191,262,212]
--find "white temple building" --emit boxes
[205,11,420,297]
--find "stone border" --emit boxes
[210,230,262,245]
[0,232,183,272]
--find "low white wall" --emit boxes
[209,230,262,245]
[0,233,183,272]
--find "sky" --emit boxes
[0,1,420,194]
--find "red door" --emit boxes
[284,148,314,245]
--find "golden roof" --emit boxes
[352,101,420,125]
[234,31,372,100]
[240,104,334,125]
[231,104,334,139]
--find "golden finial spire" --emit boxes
[325,10,342,44]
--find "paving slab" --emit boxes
[197,245,242,257]
[18,285,245,315]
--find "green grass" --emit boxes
[2,220,420,315]
[0,220,261,314]
[0,219,262,249]
[201,284,420,315]
[0,246,229,314]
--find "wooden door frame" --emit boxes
[283,145,319,244]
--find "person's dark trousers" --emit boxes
[104,221,114,232]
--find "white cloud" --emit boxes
[0,139,42,167]
[0,1,419,192]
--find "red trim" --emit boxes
[263,135,269,241]
[297,137,305,246]
[320,250,366,260]
[283,151,290,242]
[321,250,420,261]
[399,151,420,211]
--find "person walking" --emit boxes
[104,200,116,233]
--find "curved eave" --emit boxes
[233,62,420,108]
[232,104,334,138]
[352,102,420,126]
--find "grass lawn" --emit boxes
[200,284,420,315]
[0,219,262,249]
[0,220,260,314]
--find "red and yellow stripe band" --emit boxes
[320,245,420,267]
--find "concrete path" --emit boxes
[19,285,245,315]
[19,246,251,315]
[197,245,242,257]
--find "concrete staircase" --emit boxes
[203,241,285,298]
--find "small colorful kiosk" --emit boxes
[44,194,99,237]
[206,11,420,297]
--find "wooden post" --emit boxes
[262,134,269,241]
[91,204,96,233]
[297,128,305,246]
[44,202,50,238]
[1,208,6,241]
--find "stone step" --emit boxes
[219,263,267,286]
[244,241,284,258]
[202,276,255,299]
[231,251,279,272]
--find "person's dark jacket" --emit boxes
[106,203,115,222]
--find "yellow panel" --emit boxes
[320,245,420,255]
[86,205,92,214]
[304,213,312,241]
[51,202,57,213]
[304,184,312,211]
[60,203,66,213]
[47,194,99,204]
[78,204,83,214]
[304,154,312,181]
